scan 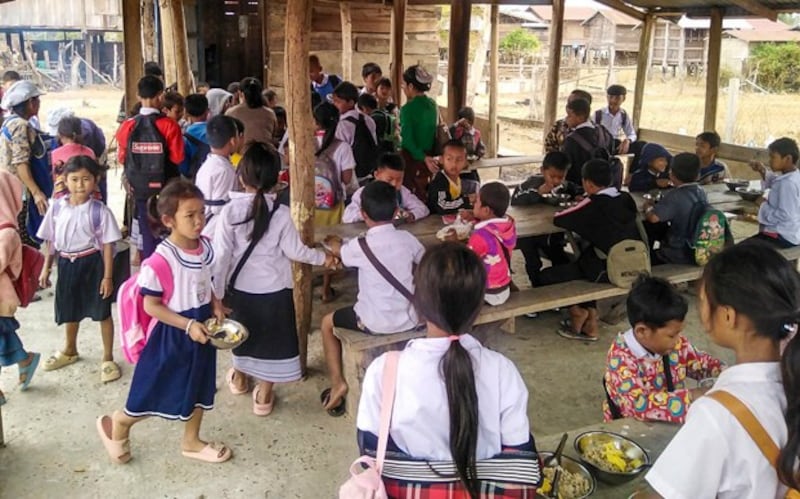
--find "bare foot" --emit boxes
[323,383,348,411]
[181,438,210,454]
[231,371,247,393]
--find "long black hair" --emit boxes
[147,179,204,236]
[413,243,486,498]
[701,243,800,488]
[240,77,264,109]
[236,142,280,244]
[313,102,339,157]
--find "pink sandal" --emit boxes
[252,386,274,416]
[226,368,248,395]
[181,442,233,463]
[96,415,131,464]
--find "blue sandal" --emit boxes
[19,352,40,391]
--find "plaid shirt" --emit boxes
[544,119,569,153]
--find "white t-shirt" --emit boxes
[357,334,531,460]
[195,153,237,235]
[37,197,121,253]
[647,362,789,499]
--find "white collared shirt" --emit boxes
[340,223,424,333]
[37,198,122,253]
[596,106,637,141]
[759,169,800,244]
[647,362,788,499]
[335,109,378,147]
[356,334,531,459]
[622,328,661,360]
[343,184,429,223]
[597,186,621,198]
[195,153,237,237]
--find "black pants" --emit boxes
[536,261,597,310]
[517,234,570,286]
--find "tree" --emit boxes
[750,42,800,92]
[499,28,540,61]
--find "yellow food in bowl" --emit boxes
[537,466,591,499]
[583,441,643,473]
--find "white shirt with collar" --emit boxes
[138,106,159,116]
[335,108,378,147]
[196,153,237,236]
[343,184,429,223]
[623,328,660,360]
[646,362,788,499]
[356,334,532,460]
[759,169,800,244]
[596,186,621,198]
[340,223,425,333]
[597,106,637,142]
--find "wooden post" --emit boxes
[488,4,499,158]
[84,33,94,85]
[542,0,565,146]
[142,0,157,63]
[122,0,144,120]
[633,13,655,130]
[340,2,353,82]
[390,0,407,106]
[170,0,194,95]
[260,0,270,87]
[159,0,177,87]
[113,43,119,84]
[677,26,686,93]
[285,0,315,375]
[448,0,471,123]
[724,78,740,141]
[606,44,616,88]
[466,6,491,107]
[646,20,655,81]
[661,21,669,71]
[705,7,723,131]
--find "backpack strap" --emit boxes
[707,391,781,468]
[357,236,414,302]
[226,200,280,294]
[376,350,401,473]
[662,354,674,392]
[144,252,174,303]
[603,378,624,420]
[569,129,595,155]
[594,109,603,126]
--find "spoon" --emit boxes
[544,432,569,468]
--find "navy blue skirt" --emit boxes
[55,252,112,324]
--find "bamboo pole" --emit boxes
[705,7,723,131]
[390,0,407,106]
[340,2,353,81]
[169,0,194,96]
[159,0,176,87]
[488,4,499,158]
[122,0,144,118]
[285,0,315,375]
[542,0,564,147]
[633,13,655,130]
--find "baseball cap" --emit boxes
[46,107,75,135]
[0,80,44,110]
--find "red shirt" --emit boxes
[115,108,184,166]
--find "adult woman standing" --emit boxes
[225,77,276,148]
[399,65,439,202]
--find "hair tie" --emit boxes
[448,335,460,342]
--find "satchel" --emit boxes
[431,109,452,157]
[0,222,44,308]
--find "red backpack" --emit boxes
[0,223,45,307]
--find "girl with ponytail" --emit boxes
[356,243,535,497]
[211,143,337,416]
[643,242,800,498]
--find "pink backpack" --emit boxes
[116,253,174,364]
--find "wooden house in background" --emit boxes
[582,9,640,65]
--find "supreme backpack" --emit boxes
[371,109,397,155]
[183,133,210,181]
[124,114,168,201]
[0,223,44,308]
[346,115,380,179]
[117,253,173,364]
[314,143,343,210]
[686,193,733,266]
[569,126,624,189]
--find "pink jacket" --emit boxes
[468,217,517,291]
[0,170,23,316]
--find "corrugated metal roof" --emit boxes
[624,0,800,18]
[678,15,792,29]
[530,5,598,22]
[725,28,800,40]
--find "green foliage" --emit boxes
[750,43,800,92]
[499,28,540,60]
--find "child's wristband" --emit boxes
[185,319,195,335]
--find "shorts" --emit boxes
[332,306,369,333]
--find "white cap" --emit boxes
[0,80,44,110]
[46,107,75,135]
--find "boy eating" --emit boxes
[696,131,730,184]
[749,137,800,248]
[343,153,429,224]
[427,140,480,215]
[603,275,724,423]
[628,143,672,192]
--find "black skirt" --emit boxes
[55,251,112,324]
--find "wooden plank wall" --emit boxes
[0,0,121,30]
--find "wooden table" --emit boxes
[537,418,680,499]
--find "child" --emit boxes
[195,115,239,236]
[467,182,516,306]
[375,77,395,111]
[272,106,287,148]
[603,275,724,423]
[539,159,642,341]
[0,170,40,403]
[309,55,342,102]
[427,140,480,215]
[51,116,97,199]
[449,107,486,160]
[512,151,578,286]
[320,180,425,415]
[360,62,382,96]
[332,81,378,182]
[212,144,336,415]
[695,131,730,184]
[544,89,592,153]
[562,98,614,186]
[643,153,708,265]
[358,93,396,156]
[643,243,800,497]
[595,84,636,155]
[313,102,355,227]
[262,89,278,108]
[37,156,122,382]
[161,91,185,124]
[196,81,210,95]
[343,152,429,224]
[749,137,800,248]
[229,117,246,168]
[628,143,672,192]
[97,180,230,464]
[180,93,210,179]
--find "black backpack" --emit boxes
[125,114,169,200]
[569,126,624,189]
[346,115,380,179]
[183,133,211,181]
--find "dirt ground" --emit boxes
[0,87,758,497]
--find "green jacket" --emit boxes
[400,95,437,161]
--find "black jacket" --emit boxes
[510,175,582,206]
[427,171,480,215]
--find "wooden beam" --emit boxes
[260,0,270,87]
[340,2,353,81]
[141,0,157,63]
[169,0,194,96]
[159,0,176,87]
[632,12,654,129]
[489,3,499,158]
[447,0,471,123]
[592,0,645,21]
[542,0,564,147]
[390,0,407,106]
[705,7,723,131]
[84,33,94,85]
[122,0,143,118]
[285,0,315,375]
[730,0,778,21]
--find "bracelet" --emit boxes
[185,319,195,335]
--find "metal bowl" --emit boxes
[573,431,651,485]
[724,178,750,192]
[537,452,596,499]
[643,191,663,204]
[204,318,249,350]
[698,377,717,388]
[735,187,764,202]
[542,192,573,206]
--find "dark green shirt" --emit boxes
[400,95,437,161]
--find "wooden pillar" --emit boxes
[633,13,655,130]
[122,0,144,118]
[285,0,315,375]
[390,0,407,106]
[661,22,669,69]
[447,0,471,123]
[705,7,723,131]
[488,4,499,158]
[142,0,157,63]
[542,0,564,146]
[260,0,270,87]
[84,33,94,85]
[159,0,177,87]
[340,2,353,81]
[170,0,194,95]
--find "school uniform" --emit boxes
[563,121,612,185]
[756,169,800,247]
[649,183,707,264]
[315,133,356,227]
[125,238,217,421]
[356,334,533,458]
[179,121,208,177]
[426,171,480,215]
[629,168,670,193]
[468,218,516,306]
[335,223,424,334]
[36,197,121,324]
[335,109,378,147]
[595,106,637,143]
[646,362,788,499]
[342,184,429,224]
[212,192,326,383]
[603,329,724,423]
[699,158,730,185]
[195,153,237,236]
[50,143,98,199]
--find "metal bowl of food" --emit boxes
[573,431,651,485]
[204,318,249,350]
[698,377,717,389]
[643,191,664,204]
[724,178,750,192]
[542,192,573,206]
[735,187,764,203]
[537,452,596,499]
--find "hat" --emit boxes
[402,65,433,92]
[46,107,75,135]
[0,80,44,110]
[607,84,627,96]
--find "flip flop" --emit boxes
[557,320,598,342]
[320,388,346,417]
[226,368,248,395]
[18,352,40,391]
[252,386,274,417]
[96,415,131,464]
[181,442,232,463]
[100,361,122,383]
[43,351,79,371]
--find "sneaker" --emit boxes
[557,320,598,342]
[524,312,539,319]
